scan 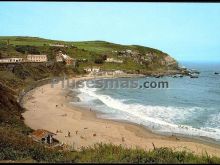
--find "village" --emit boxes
[0,43,133,78]
[0,49,75,66]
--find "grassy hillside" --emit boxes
[0,36,180,73]
[0,36,164,53]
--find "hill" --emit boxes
[0,36,182,75]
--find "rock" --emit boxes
[190,75,198,78]
[173,74,183,78]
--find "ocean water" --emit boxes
[71,62,220,142]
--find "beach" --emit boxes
[22,76,220,157]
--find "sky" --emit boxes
[0,2,220,62]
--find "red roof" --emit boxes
[31,129,56,140]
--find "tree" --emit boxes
[94,55,107,64]
[15,45,40,54]
[102,54,107,61]
[94,58,104,64]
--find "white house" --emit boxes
[49,44,67,48]
[0,58,11,63]
[92,67,100,72]
[0,58,24,63]
[84,67,92,72]
[125,49,132,54]
[84,67,100,73]
[114,70,124,75]
[105,58,123,63]
[27,55,48,62]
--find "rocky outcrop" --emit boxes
[0,83,24,123]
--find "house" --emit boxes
[65,58,75,66]
[84,67,92,72]
[125,49,132,54]
[0,56,47,63]
[0,58,10,63]
[0,58,24,63]
[77,58,88,62]
[92,67,100,72]
[49,44,67,48]
[27,55,48,62]
[114,70,124,75]
[56,51,64,62]
[83,66,100,73]
[56,51,75,66]
[105,58,123,63]
[56,54,63,62]
[30,129,56,144]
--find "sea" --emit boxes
[70,62,220,143]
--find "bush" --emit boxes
[15,45,40,54]
[94,58,104,64]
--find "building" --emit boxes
[49,44,67,48]
[65,58,75,66]
[56,51,64,62]
[0,58,24,63]
[0,55,48,64]
[56,51,75,66]
[105,58,123,63]
[0,58,10,63]
[83,66,100,73]
[77,58,88,62]
[125,49,132,54]
[114,70,124,75]
[27,55,48,62]
[92,67,100,72]
[83,67,92,72]
[30,129,56,144]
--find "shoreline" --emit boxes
[22,75,220,157]
[71,103,220,150]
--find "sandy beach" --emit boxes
[22,76,220,157]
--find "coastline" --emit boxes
[22,75,220,157]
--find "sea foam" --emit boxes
[76,81,220,141]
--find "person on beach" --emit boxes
[90,108,92,112]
